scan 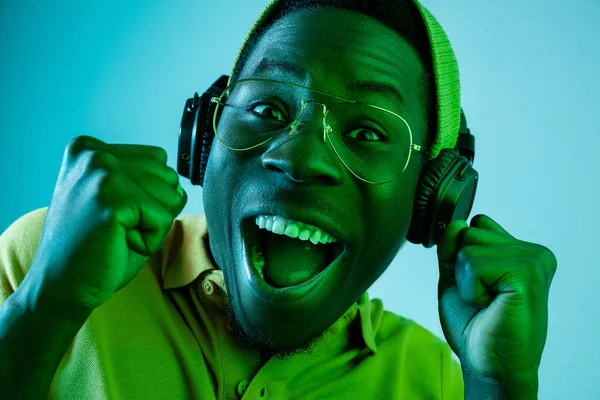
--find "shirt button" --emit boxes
[237,380,249,396]
[202,279,214,295]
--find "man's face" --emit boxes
[202,7,430,360]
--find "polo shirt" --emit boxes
[0,207,464,399]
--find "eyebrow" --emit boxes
[347,80,405,106]
[251,58,405,106]
[253,58,309,81]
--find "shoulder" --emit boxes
[0,207,49,300]
[376,306,450,358]
[376,306,464,397]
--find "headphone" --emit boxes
[177,75,479,248]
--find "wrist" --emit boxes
[462,366,539,400]
[18,272,94,325]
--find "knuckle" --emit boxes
[534,244,556,269]
[456,225,473,246]
[67,135,93,155]
[95,170,119,207]
[528,262,545,289]
[459,281,476,304]
[460,258,477,283]
[166,198,183,218]
[106,201,133,228]
[456,246,472,263]
[147,214,173,253]
[546,247,557,269]
[153,146,168,164]
[167,168,181,189]
[96,201,120,225]
[171,198,185,219]
[541,246,558,274]
[460,226,475,243]
[88,149,116,169]
[162,211,176,233]
[168,167,180,183]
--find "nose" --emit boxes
[260,102,343,185]
[288,101,328,140]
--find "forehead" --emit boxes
[239,7,426,108]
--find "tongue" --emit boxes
[261,230,327,287]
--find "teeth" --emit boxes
[258,216,267,230]
[298,229,311,241]
[272,218,287,235]
[255,215,338,245]
[309,230,321,245]
[283,224,299,239]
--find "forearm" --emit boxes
[0,274,92,400]
[463,367,539,400]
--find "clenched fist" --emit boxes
[27,135,188,313]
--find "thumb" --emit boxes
[437,219,469,293]
[436,219,477,359]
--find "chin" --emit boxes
[225,296,327,360]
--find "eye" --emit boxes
[250,103,287,123]
[345,128,385,142]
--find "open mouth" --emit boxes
[241,217,345,289]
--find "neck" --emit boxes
[259,349,273,366]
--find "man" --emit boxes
[0,0,557,399]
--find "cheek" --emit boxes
[203,145,237,237]
[202,146,246,276]
[381,171,419,215]
[204,142,228,187]
[203,141,242,198]
[366,174,419,248]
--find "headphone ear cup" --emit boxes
[178,75,228,187]
[195,90,219,187]
[406,148,460,247]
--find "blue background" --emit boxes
[1,1,598,398]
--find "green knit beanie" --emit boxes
[229,0,461,161]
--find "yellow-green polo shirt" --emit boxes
[0,207,464,399]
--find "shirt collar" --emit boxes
[151,214,378,354]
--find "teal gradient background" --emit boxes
[1,1,598,398]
